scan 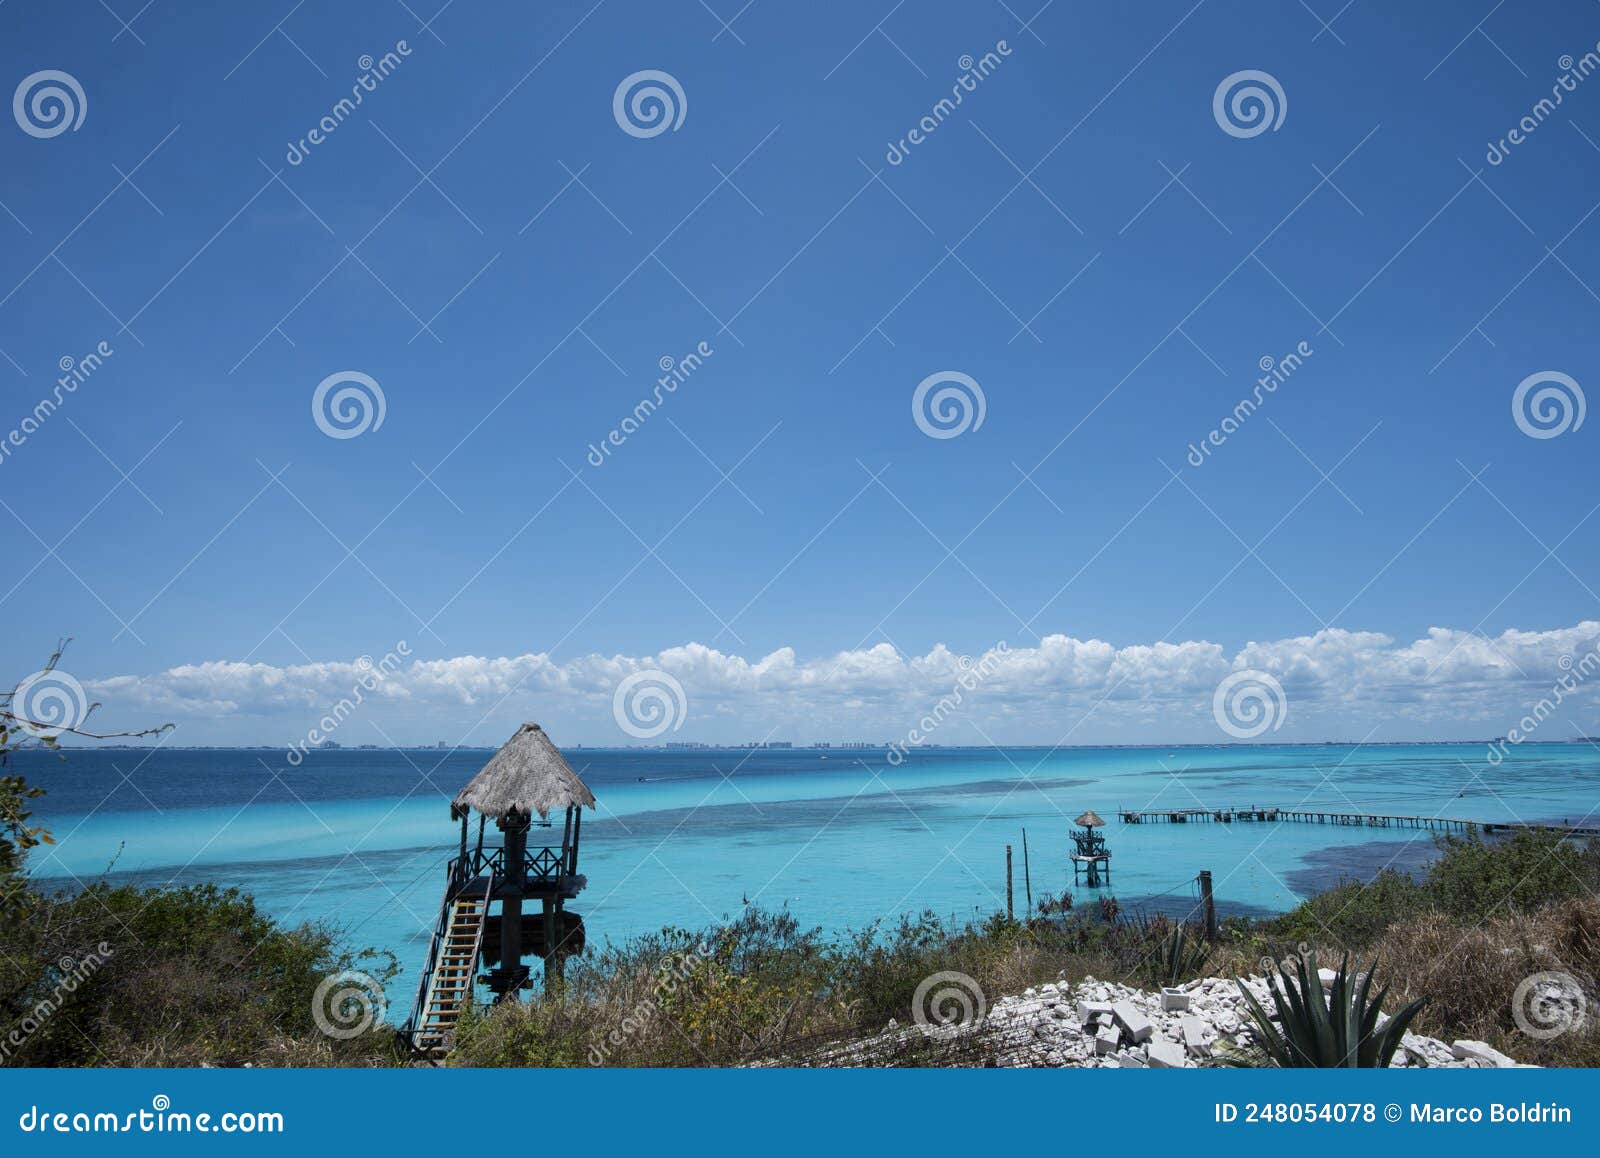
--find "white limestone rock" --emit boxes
[835,970,1526,1071]
[1451,1039,1518,1068]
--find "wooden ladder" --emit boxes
[413,892,487,1056]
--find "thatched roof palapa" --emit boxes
[1074,810,1106,827]
[451,723,596,820]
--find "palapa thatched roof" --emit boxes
[1074,810,1105,827]
[450,723,596,820]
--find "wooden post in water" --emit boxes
[1198,869,1217,940]
[1005,845,1014,920]
[1021,828,1033,915]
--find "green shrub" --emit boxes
[451,907,849,1067]
[1426,830,1598,923]
[1265,831,1600,953]
[830,911,951,1029]
[1267,868,1427,948]
[0,883,399,1067]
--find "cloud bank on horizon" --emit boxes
[84,619,1600,748]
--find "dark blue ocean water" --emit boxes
[16,742,1599,1019]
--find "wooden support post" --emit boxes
[497,894,521,1001]
[1005,845,1014,921]
[1198,869,1217,940]
[498,813,528,1000]
[542,897,559,991]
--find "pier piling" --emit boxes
[1005,844,1014,921]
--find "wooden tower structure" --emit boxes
[405,723,595,1056]
[1070,809,1111,888]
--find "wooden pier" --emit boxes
[1116,807,1600,837]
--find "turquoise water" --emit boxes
[19,743,1600,1017]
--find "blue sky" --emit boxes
[2,1,1598,745]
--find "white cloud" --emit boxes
[84,620,1600,746]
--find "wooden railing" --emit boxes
[448,844,576,889]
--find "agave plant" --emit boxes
[1140,920,1212,988]
[1234,952,1426,1068]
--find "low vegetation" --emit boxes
[1233,828,1600,1067]
[2,656,399,1067]
[453,829,1600,1068]
[447,903,1192,1066]
[0,878,402,1067]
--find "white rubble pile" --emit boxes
[969,974,1527,1069]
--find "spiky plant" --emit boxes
[1140,921,1212,988]
[1234,952,1426,1068]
